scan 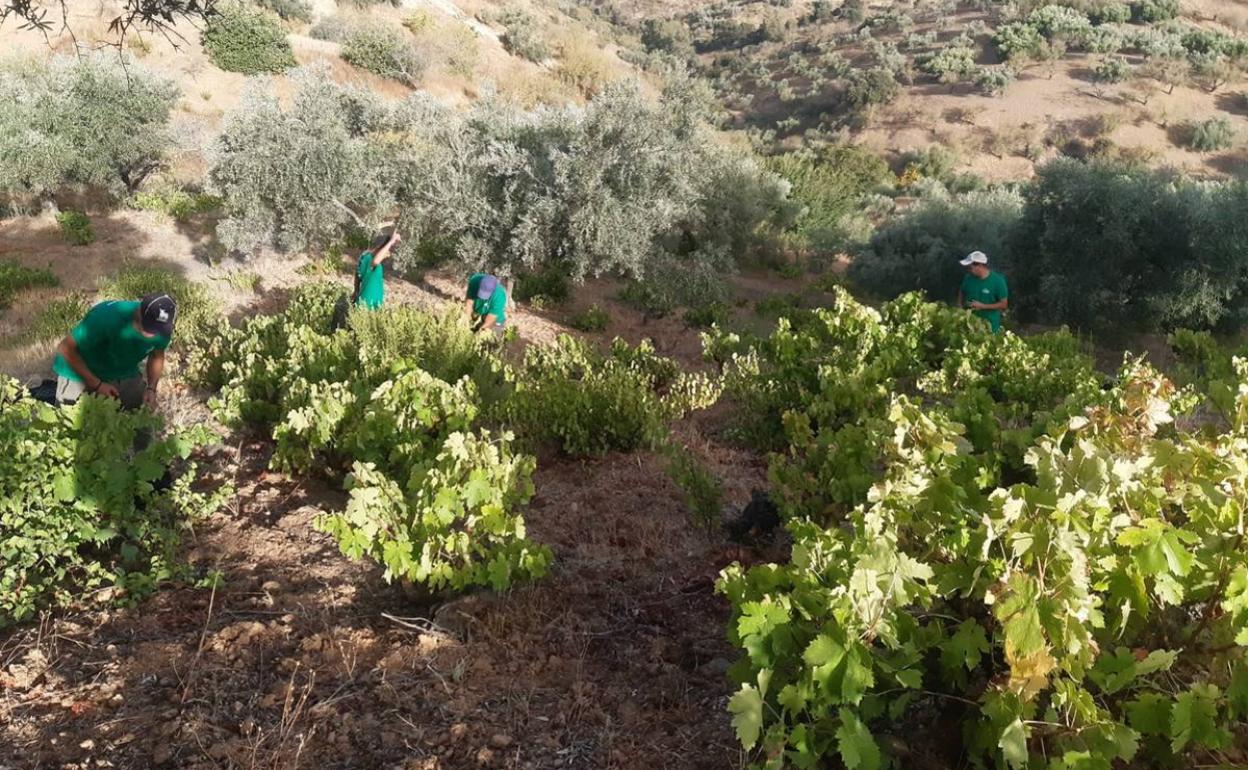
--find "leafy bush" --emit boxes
[502,336,720,455]
[766,146,892,253]
[1029,4,1093,40]
[0,55,178,203]
[257,0,312,22]
[185,290,549,591]
[843,67,900,114]
[514,268,570,306]
[499,7,550,62]
[201,3,296,75]
[100,264,216,345]
[1011,159,1248,330]
[640,18,694,57]
[20,295,90,344]
[1186,116,1235,152]
[975,65,1016,95]
[342,22,426,84]
[684,301,731,328]
[1093,55,1132,83]
[56,210,94,246]
[568,303,610,332]
[994,21,1044,60]
[850,188,1024,303]
[1132,0,1180,22]
[1088,1,1131,23]
[1082,25,1125,54]
[0,379,226,626]
[920,45,978,83]
[0,260,57,307]
[131,188,222,221]
[662,442,723,531]
[712,291,1248,770]
[309,15,351,42]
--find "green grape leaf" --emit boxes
[836,708,881,770]
[998,718,1029,770]
[728,685,764,750]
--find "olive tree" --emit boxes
[0,54,178,206]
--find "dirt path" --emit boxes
[0,405,769,770]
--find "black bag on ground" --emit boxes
[28,378,58,405]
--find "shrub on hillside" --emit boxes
[1029,4,1093,40]
[1082,25,1125,54]
[843,66,900,114]
[921,45,978,83]
[850,188,1024,302]
[974,64,1016,95]
[1088,1,1131,23]
[209,67,400,256]
[201,3,296,75]
[1011,159,1248,330]
[55,211,93,246]
[1093,55,1132,83]
[342,22,426,84]
[640,18,694,57]
[257,0,312,23]
[309,15,351,42]
[0,55,177,204]
[1132,0,1180,22]
[499,7,550,62]
[0,260,57,308]
[1185,116,1235,151]
[993,21,1044,60]
[767,145,892,253]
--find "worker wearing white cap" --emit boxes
[956,251,1009,333]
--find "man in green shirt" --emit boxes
[464,273,508,337]
[53,294,175,423]
[956,251,1009,333]
[354,229,401,310]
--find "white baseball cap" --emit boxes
[959,251,988,266]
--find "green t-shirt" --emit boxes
[961,270,1009,333]
[466,273,507,326]
[52,300,171,383]
[356,251,384,309]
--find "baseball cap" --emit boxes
[476,274,499,300]
[139,293,177,336]
[959,251,989,266]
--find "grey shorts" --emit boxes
[56,375,146,410]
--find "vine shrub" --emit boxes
[0,379,227,627]
[341,22,426,84]
[185,284,547,591]
[501,336,721,456]
[710,291,1248,770]
[201,3,297,75]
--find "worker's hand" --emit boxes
[968,301,985,310]
[95,382,120,399]
[143,386,159,410]
[390,231,402,245]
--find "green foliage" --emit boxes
[1093,55,1132,83]
[100,264,215,341]
[1011,159,1248,331]
[844,67,900,114]
[920,45,978,83]
[712,290,1248,770]
[994,22,1044,60]
[257,0,312,22]
[0,378,227,626]
[499,7,551,62]
[568,303,610,332]
[640,17,694,57]
[0,55,178,202]
[20,295,90,344]
[851,188,1023,304]
[514,268,571,306]
[1088,1,1131,23]
[56,210,94,246]
[201,3,296,75]
[766,146,891,254]
[661,442,723,530]
[975,65,1016,95]
[502,336,720,456]
[342,21,426,84]
[185,287,548,591]
[1132,0,1180,22]
[684,301,731,329]
[0,259,56,308]
[1186,116,1235,152]
[1029,4,1092,40]
[130,188,222,221]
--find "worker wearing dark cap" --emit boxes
[464,273,507,337]
[52,293,176,419]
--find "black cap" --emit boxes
[139,293,177,336]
